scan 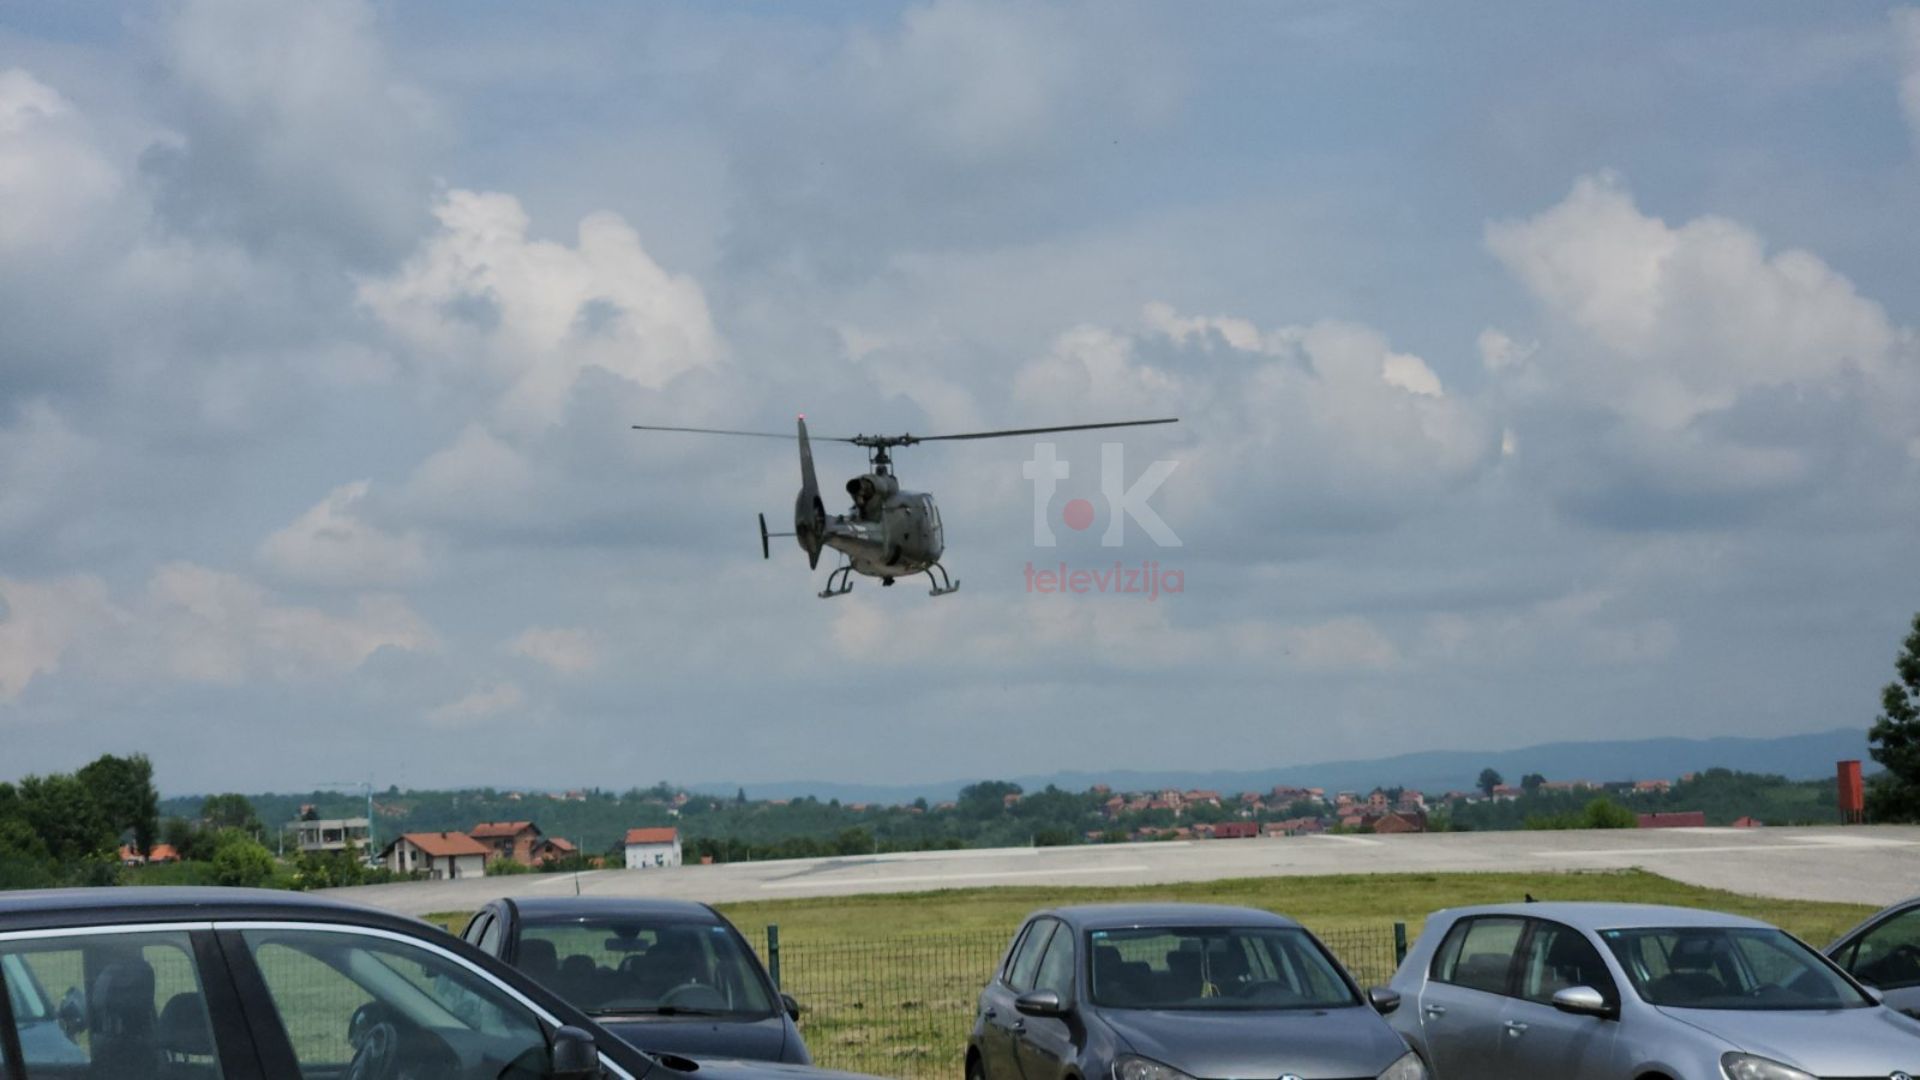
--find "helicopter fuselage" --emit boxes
[824,471,945,580]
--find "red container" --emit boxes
[1838,760,1865,824]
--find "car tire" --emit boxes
[968,1052,988,1080]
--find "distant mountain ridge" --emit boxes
[693,728,1870,805]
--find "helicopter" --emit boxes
[630,416,1179,598]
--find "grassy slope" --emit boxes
[431,867,1874,946]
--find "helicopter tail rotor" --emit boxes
[794,417,827,569]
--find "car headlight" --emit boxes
[1721,1053,1818,1080]
[1113,1055,1197,1080]
[1378,1051,1428,1080]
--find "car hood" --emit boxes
[1657,1005,1920,1074]
[1102,1006,1408,1078]
[596,1014,790,1063]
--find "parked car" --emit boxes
[463,897,811,1065]
[967,903,1423,1080]
[1829,894,1920,1018]
[0,887,874,1080]
[1386,901,1920,1079]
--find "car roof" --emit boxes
[502,896,722,922]
[1042,903,1302,930]
[1431,902,1776,933]
[0,887,434,934]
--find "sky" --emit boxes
[2,1,1918,795]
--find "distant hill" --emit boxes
[693,728,1871,804]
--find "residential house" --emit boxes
[535,837,579,864]
[118,845,146,867]
[290,817,372,855]
[1634,779,1673,795]
[146,844,180,864]
[1732,816,1765,828]
[1210,822,1258,840]
[470,821,544,867]
[1365,811,1427,834]
[623,827,683,869]
[382,832,489,880]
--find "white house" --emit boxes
[623,826,682,869]
[381,831,490,880]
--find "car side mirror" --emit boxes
[1367,987,1402,1015]
[551,1025,602,1080]
[781,992,802,1020]
[1550,986,1615,1019]
[1014,989,1069,1018]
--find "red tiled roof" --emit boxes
[470,821,538,838]
[624,827,679,845]
[147,844,180,862]
[397,831,490,857]
[543,837,578,852]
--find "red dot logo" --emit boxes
[1062,498,1095,531]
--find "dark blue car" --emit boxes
[463,896,812,1066]
[968,903,1423,1080]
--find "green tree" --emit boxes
[200,793,263,835]
[210,831,276,888]
[17,773,115,864]
[1477,769,1504,798]
[1869,612,1920,822]
[77,753,160,853]
[1521,773,1547,795]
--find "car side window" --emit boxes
[1032,927,1074,1000]
[1434,917,1525,996]
[1844,907,1920,991]
[1518,920,1616,1006]
[238,928,552,1079]
[462,912,492,946]
[1006,921,1057,991]
[0,929,224,1080]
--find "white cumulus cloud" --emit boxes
[505,627,600,675]
[426,682,524,729]
[361,189,721,429]
[258,480,430,588]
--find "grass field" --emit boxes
[422,868,1877,1079]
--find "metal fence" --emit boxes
[751,924,1407,1079]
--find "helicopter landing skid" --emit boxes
[925,562,960,597]
[818,565,856,599]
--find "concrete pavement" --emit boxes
[318,825,1920,918]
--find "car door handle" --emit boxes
[1504,1021,1529,1036]
[982,1007,997,1020]
[1423,1005,1446,1017]
[1011,1020,1026,1034]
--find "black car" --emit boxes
[968,903,1424,1080]
[0,887,863,1080]
[462,897,810,1065]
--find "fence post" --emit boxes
[1393,922,1408,967]
[766,923,781,988]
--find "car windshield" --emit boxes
[518,917,775,1019]
[1088,926,1357,1011]
[1602,926,1872,1011]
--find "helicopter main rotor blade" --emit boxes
[873,418,1179,446]
[630,423,859,443]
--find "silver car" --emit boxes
[1384,902,1920,1079]
[1830,894,1920,1019]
